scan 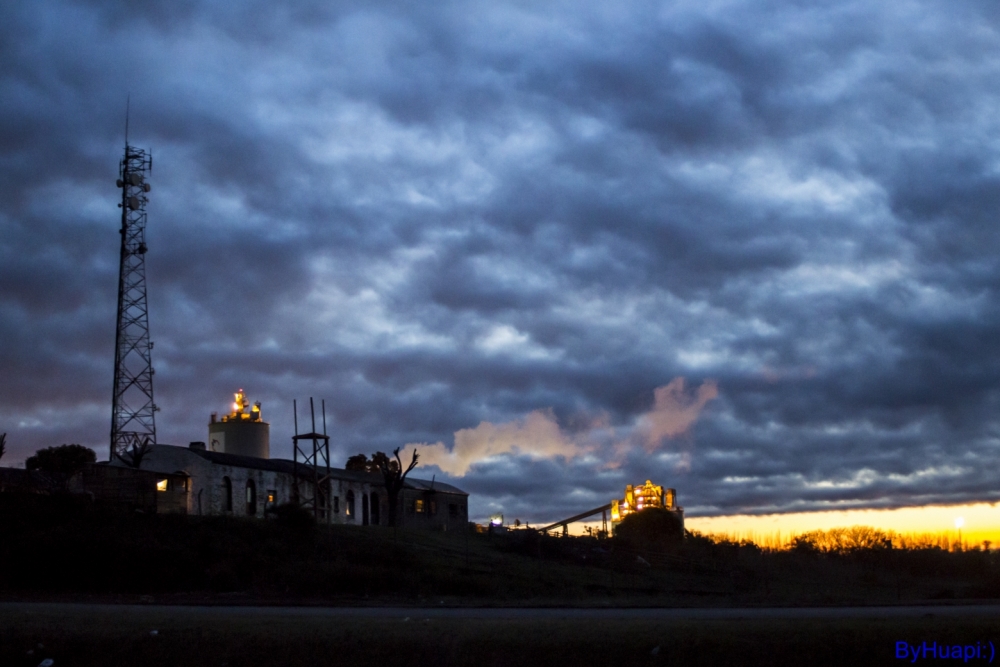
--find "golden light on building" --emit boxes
[222,389,263,423]
[209,389,270,458]
[610,480,682,527]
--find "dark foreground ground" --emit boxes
[4,602,999,667]
[5,498,1000,664]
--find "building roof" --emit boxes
[192,449,300,474]
[404,476,466,495]
[185,448,467,495]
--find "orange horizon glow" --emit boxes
[556,501,1000,548]
[685,502,1000,548]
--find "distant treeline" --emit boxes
[699,525,986,553]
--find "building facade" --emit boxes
[116,443,468,530]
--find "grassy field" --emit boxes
[3,604,999,667]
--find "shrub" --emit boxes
[25,444,96,476]
[614,508,683,552]
[268,502,316,533]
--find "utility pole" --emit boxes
[110,123,158,462]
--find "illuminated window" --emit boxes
[346,490,355,518]
[156,479,168,492]
[415,499,425,513]
[267,490,276,504]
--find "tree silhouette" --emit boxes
[25,444,96,476]
[0,433,6,463]
[116,439,151,469]
[372,448,419,527]
[345,453,373,472]
[790,526,894,554]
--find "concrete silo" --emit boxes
[208,389,269,459]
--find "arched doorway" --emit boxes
[246,479,257,516]
[370,492,380,525]
[362,494,370,525]
[346,490,355,520]
[222,476,233,513]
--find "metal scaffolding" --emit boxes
[292,398,331,522]
[110,141,157,462]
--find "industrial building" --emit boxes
[539,479,684,536]
[610,479,683,528]
[111,391,469,530]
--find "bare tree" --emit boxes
[117,438,151,469]
[372,447,419,527]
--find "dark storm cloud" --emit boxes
[4,0,1000,522]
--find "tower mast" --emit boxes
[110,127,157,462]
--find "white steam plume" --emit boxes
[638,377,719,452]
[404,409,579,476]
[402,378,718,476]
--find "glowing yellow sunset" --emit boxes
[568,502,1000,548]
[686,502,1000,549]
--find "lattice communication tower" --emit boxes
[110,142,158,461]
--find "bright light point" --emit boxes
[955,517,965,529]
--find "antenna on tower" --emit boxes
[110,118,157,463]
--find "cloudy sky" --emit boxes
[4,0,1000,524]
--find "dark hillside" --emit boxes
[2,496,999,606]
